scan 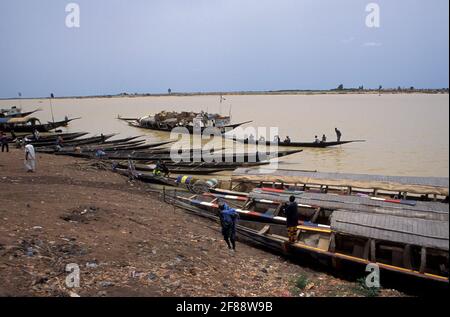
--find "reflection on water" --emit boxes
[3,94,448,177]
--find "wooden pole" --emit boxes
[49,95,55,124]
[370,239,377,262]
[420,247,427,274]
[403,245,412,269]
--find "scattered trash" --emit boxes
[60,206,100,224]
[130,271,145,278]
[99,281,115,288]
[26,247,34,257]
[86,262,98,269]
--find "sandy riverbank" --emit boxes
[0,149,405,297]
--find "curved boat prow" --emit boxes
[67,117,82,123]
[117,115,140,122]
[223,120,253,131]
[349,140,366,143]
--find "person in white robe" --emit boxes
[25,144,36,172]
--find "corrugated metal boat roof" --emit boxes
[233,168,449,196]
[249,190,449,221]
[331,210,449,251]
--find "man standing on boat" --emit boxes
[218,203,238,252]
[284,196,299,245]
[24,144,36,172]
[335,128,342,142]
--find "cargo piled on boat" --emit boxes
[119,110,252,134]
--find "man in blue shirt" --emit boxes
[218,203,239,251]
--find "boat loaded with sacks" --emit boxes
[118,110,252,135]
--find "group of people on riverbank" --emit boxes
[0,131,37,173]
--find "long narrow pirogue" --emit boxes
[23,132,89,143]
[28,134,143,147]
[0,117,81,133]
[35,137,154,153]
[68,148,303,162]
[32,134,115,148]
[52,140,176,157]
[231,137,366,148]
[231,168,450,202]
[114,161,269,172]
[39,141,151,154]
[0,108,40,119]
[119,110,252,135]
[164,190,449,284]
[115,166,226,177]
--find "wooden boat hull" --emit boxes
[0,109,40,119]
[24,132,89,143]
[115,162,232,174]
[52,141,175,158]
[165,192,449,284]
[114,168,179,186]
[76,149,302,162]
[232,138,365,148]
[38,140,147,154]
[34,134,115,149]
[128,120,252,135]
[0,118,80,133]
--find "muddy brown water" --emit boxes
[3,93,448,177]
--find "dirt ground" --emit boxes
[0,148,405,297]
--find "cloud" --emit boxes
[363,42,382,47]
[341,37,355,44]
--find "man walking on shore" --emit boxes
[218,203,238,252]
[0,132,9,153]
[25,144,36,172]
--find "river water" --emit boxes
[3,93,449,178]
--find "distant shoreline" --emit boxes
[1,88,448,101]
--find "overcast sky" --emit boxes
[0,0,448,98]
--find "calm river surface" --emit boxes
[4,94,449,178]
